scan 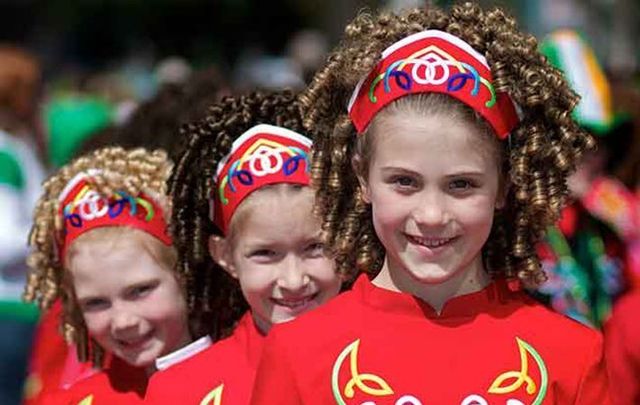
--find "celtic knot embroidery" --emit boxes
[77,394,93,405]
[486,337,548,405]
[199,383,223,405]
[218,138,309,205]
[331,339,394,405]
[63,185,156,230]
[368,44,497,108]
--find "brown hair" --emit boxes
[0,45,41,133]
[301,2,593,287]
[24,146,174,365]
[170,90,306,340]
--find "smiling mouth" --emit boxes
[116,330,154,349]
[406,234,457,248]
[271,293,319,310]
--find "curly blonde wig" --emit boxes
[300,2,594,288]
[170,90,306,340]
[24,146,173,365]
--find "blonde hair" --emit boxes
[24,146,173,365]
[301,3,593,287]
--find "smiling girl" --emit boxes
[24,146,191,403]
[143,90,341,404]
[250,3,610,404]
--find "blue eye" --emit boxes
[128,282,158,300]
[80,298,110,312]
[305,242,326,257]
[449,179,476,190]
[250,249,276,257]
[394,176,414,186]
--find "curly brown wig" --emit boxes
[300,2,594,288]
[23,146,174,365]
[169,89,306,340]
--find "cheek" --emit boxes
[82,313,110,338]
[371,194,414,232]
[143,285,188,324]
[453,197,496,232]
[308,258,339,288]
[237,266,275,298]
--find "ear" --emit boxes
[208,235,237,279]
[352,155,371,204]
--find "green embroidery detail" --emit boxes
[519,339,549,405]
[0,149,24,189]
[331,341,353,405]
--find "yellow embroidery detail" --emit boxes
[332,339,394,402]
[22,374,42,399]
[488,338,537,395]
[77,394,93,405]
[199,384,224,405]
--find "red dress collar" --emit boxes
[353,273,520,319]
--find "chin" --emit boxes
[118,346,161,369]
[404,262,459,285]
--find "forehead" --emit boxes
[372,109,496,164]
[231,187,319,239]
[68,236,172,294]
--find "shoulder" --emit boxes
[510,292,603,349]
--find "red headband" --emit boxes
[211,124,312,234]
[57,170,172,260]
[348,30,520,139]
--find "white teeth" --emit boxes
[408,235,453,248]
[273,295,315,308]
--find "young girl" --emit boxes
[250,4,610,404]
[143,91,341,404]
[24,146,192,403]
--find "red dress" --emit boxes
[145,312,265,405]
[251,275,610,405]
[23,300,95,404]
[40,357,147,405]
[604,291,640,405]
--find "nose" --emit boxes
[110,304,140,336]
[413,189,448,227]
[276,256,310,294]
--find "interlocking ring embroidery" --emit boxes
[368,45,497,108]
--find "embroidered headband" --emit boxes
[57,169,172,260]
[211,124,312,234]
[347,30,520,139]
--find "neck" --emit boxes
[372,255,491,315]
[145,328,193,376]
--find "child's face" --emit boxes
[69,233,190,368]
[361,109,502,286]
[213,187,340,334]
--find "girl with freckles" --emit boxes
[250,3,610,405]
[24,147,193,404]
[143,90,341,404]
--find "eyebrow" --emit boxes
[443,171,486,178]
[379,166,421,175]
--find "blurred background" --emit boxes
[0,0,638,404]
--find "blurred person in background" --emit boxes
[79,65,229,161]
[0,44,45,405]
[533,30,629,329]
[601,79,640,405]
